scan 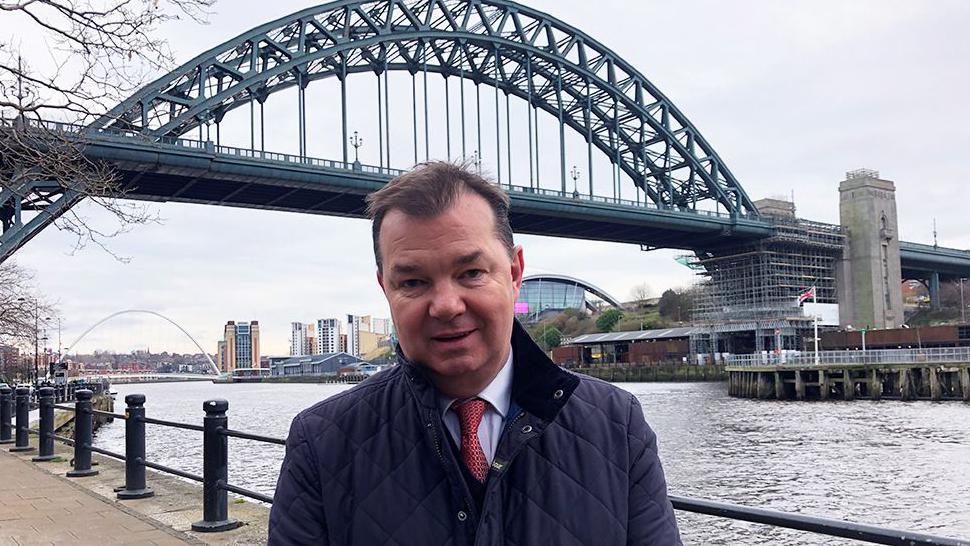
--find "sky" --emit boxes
[5,0,970,356]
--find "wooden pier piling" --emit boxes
[726,362,970,402]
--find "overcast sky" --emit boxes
[6,0,970,356]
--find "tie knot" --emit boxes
[450,397,487,435]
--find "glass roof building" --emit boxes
[515,274,621,322]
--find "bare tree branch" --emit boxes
[0,0,213,259]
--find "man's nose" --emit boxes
[428,282,466,321]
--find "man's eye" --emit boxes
[462,269,485,280]
[400,279,425,289]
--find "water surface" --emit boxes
[94,381,970,545]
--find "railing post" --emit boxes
[9,386,34,452]
[66,389,98,477]
[191,399,240,532]
[117,394,154,499]
[0,386,13,445]
[32,387,56,461]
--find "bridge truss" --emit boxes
[94,0,757,216]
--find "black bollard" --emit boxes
[191,399,240,532]
[0,386,12,445]
[66,389,98,477]
[32,387,56,462]
[117,394,154,499]
[9,386,34,453]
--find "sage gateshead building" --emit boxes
[515,274,622,322]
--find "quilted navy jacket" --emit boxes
[269,321,681,545]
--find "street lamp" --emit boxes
[15,297,39,383]
[44,316,61,363]
[570,165,580,198]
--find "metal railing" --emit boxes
[4,385,968,544]
[725,346,970,368]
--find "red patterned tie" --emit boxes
[450,398,489,482]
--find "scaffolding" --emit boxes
[688,214,845,357]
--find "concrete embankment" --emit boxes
[575,365,726,382]
[50,393,115,438]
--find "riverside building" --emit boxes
[216,320,261,373]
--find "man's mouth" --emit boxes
[431,329,475,342]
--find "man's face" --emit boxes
[377,192,524,391]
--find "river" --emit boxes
[93,381,970,545]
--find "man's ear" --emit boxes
[510,245,525,300]
[377,269,386,294]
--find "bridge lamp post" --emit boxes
[349,131,363,168]
[570,166,580,198]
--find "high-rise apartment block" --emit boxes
[290,322,314,356]
[285,315,391,359]
[346,314,362,357]
[218,321,261,373]
[371,317,392,336]
[316,318,342,354]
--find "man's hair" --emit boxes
[365,161,514,272]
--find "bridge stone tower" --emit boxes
[837,169,903,329]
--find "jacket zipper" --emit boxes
[427,408,480,531]
[471,409,530,546]
[502,409,525,436]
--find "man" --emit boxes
[269,162,681,545]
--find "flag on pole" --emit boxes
[797,286,816,305]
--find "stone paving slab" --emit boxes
[0,447,200,546]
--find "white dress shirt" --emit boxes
[438,347,513,464]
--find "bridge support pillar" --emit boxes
[929,272,941,310]
[819,370,829,401]
[774,372,785,400]
[843,369,855,401]
[795,370,805,401]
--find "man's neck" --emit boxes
[430,346,512,399]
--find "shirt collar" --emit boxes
[439,345,513,419]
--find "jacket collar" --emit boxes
[398,319,579,422]
[508,320,579,422]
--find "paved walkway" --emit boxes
[0,448,197,545]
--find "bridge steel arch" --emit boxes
[96,0,759,217]
[64,310,220,375]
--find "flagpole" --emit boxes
[813,286,819,366]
